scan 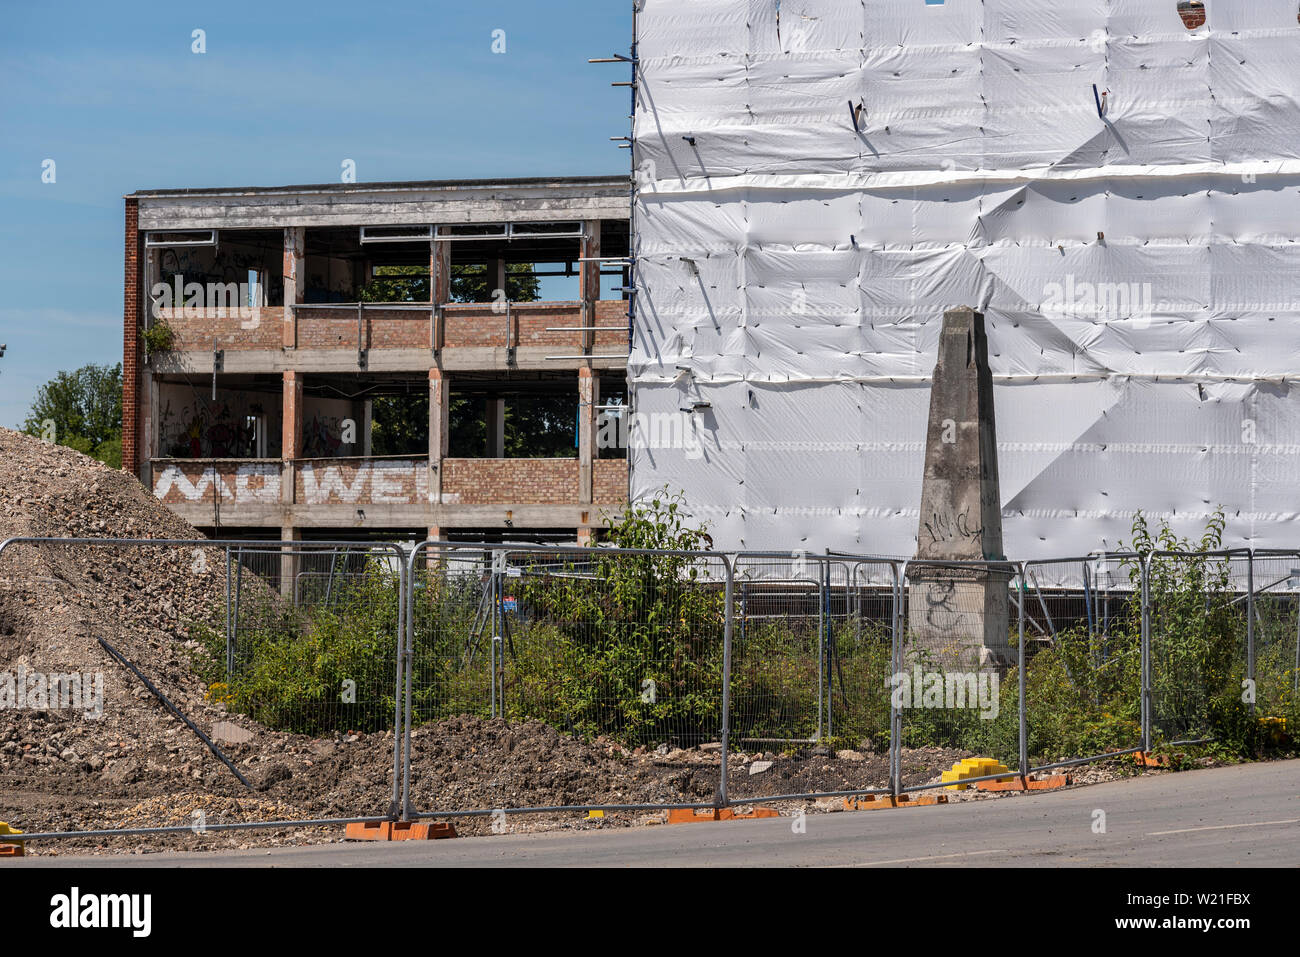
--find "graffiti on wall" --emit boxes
[158,386,359,461]
[158,390,277,459]
[153,463,281,504]
[301,413,347,459]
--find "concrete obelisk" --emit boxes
[908,307,1011,667]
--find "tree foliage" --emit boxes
[21,362,123,468]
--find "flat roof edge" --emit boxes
[127,174,630,199]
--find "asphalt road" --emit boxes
[12,759,1299,867]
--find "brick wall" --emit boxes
[123,199,139,473]
[442,458,579,504]
[593,459,629,504]
[151,456,614,517]
[443,301,628,351]
[160,307,283,351]
[296,307,431,351]
[294,458,429,505]
[148,300,629,354]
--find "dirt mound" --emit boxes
[0,428,270,797]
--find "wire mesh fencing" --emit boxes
[5,532,1297,847]
[1144,550,1253,747]
[731,553,827,749]
[399,543,735,827]
[724,553,898,804]
[897,559,1025,795]
[1020,555,1145,772]
[224,542,406,738]
[1245,552,1300,732]
[0,536,404,846]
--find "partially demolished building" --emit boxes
[123,176,631,543]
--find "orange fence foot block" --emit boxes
[345,821,393,841]
[843,794,949,810]
[390,822,457,841]
[666,807,780,824]
[0,844,24,858]
[1134,752,1170,769]
[345,821,458,842]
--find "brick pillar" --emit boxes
[578,368,598,505]
[429,369,448,504]
[283,227,305,349]
[123,198,142,478]
[281,371,303,506]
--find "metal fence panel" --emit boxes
[1246,552,1300,726]
[1146,550,1252,746]
[725,553,897,804]
[0,537,404,846]
[401,543,733,825]
[1021,556,1144,772]
[898,559,1025,793]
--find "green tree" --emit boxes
[21,363,123,468]
[450,262,541,303]
[356,262,542,304]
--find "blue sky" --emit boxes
[0,0,631,428]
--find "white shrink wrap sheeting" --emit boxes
[631,0,1300,558]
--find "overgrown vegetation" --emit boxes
[190,562,401,734]
[188,506,1297,766]
[141,318,175,356]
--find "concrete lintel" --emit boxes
[136,180,630,232]
[167,502,617,529]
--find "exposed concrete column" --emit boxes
[281,370,303,507]
[429,369,449,504]
[579,220,602,353]
[283,226,305,349]
[279,526,301,599]
[485,397,505,458]
[491,258,507,300]
[279,372,305,596]
[430,239,450,352]
[578,368,598,505]
[361,398,373,457]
